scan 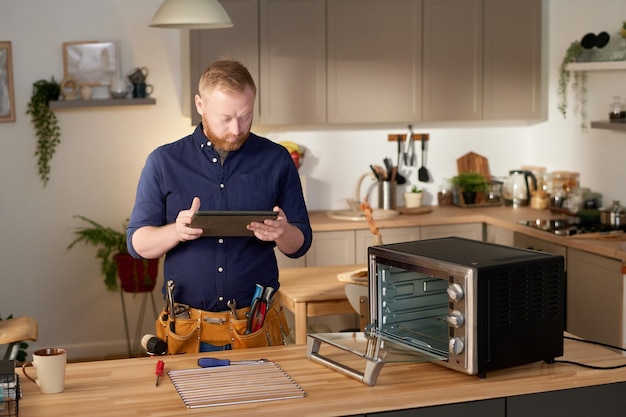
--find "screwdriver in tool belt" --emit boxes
[197,358,267,368]
[155,360,164,386]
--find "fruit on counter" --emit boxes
[279,141,305,170]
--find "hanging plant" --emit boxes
[557,41,583,119]
[26,77,61,187]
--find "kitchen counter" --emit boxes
[17,335,626,416]
[309,206,626,262]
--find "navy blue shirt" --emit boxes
[127,124,312,312]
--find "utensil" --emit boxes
[418,134,431,182]
[395,137,407,184]
[502,170,537,207]
[403,124,413,166]
[404,125,417,167]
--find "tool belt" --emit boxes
[155,294,289,355]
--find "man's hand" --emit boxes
[176,197,204,242]
[247,206,304,255]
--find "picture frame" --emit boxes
[0,41,15,123]
[63,41,118,86]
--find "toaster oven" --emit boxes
[307,237,565,385]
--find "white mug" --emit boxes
[22,347,67,394]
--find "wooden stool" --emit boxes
[0,316,38,360]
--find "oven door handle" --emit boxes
[306,336,385,386]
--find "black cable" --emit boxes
[552,335,626,370]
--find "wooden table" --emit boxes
[17,336,626,416]
[277,264,365,344]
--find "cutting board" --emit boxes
[456,152,491,181]
[398,206,433,215]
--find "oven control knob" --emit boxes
[449,336,465,355]
[447,310,465,328]
[447,283,464,302]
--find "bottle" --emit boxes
[609,96,626,121]
[437,178,453,206]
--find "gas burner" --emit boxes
[520,217,625,236]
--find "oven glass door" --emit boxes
[375,264,450,358]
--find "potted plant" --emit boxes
[26,78,61,187]
[452,172,489,205]
[67,215,158,293]
[403,185,423,208]
[557,40,587,130]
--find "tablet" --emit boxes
[190,210,279,237]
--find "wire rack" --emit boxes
[0,373,19,417]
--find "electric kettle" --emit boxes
[502,170,537,207]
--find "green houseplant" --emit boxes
[67,215,158,292]
[452,172,489,205]
[557,41,587,130]
[26,78,61,187]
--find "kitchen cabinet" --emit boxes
[482,0,542,120]
[420,223,483,241]
[189,0,259,126]
[566,248,623,347]
[513,232,567,269]
[305,230,357,266]
[355,227,421,264]
[191,0,541,125]
[326,0,422,124]
[422,0,542,122]
[422,0,482,121]
[259,0,326,125]
[485,224,514,246]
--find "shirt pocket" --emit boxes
[229,174,277,210]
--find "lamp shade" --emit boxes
[150,0,233,29]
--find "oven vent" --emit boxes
[492,263,563,325]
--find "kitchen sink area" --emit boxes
[326,209,399,222]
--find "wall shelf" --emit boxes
[566,61,626,72]
[590,121,626,131]
[50,98,156,109]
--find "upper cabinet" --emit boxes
[422,0,542,122]
[259,0,326,125]
[327,0,422,124]
[422,0,482,121]
[189,0,259,126]
[190,0,543,126]
[482,0,542,120]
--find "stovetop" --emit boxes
[518,217,624,236]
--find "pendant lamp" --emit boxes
[150,0,233,29]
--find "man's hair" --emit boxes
[198,58,257,97]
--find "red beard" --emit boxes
[202,116,249,152]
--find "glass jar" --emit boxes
[437,178,454,206]
[609,95,626,121]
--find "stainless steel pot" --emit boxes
[599,200,626,228]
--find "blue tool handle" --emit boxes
[197,357,231,368]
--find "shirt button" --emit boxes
[220,183,225,189]
[218,296,224,302]
[218,238,224,244]
[218,266,224,273]
[207,141,212,146]
[212,157,218,163]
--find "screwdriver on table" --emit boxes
[197,358,267,368]
[155,360,164,386]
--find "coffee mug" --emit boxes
[128,67,149,84]
[132,82,153,98]
[22,348,67,394]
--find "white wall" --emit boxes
[0,0,624,360]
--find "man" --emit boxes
[126,58,312,351]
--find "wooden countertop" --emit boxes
[309,206,626,262]
[18,335,626,416]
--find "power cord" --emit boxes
[553,335,626,370]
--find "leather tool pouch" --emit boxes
[155,294,289,354]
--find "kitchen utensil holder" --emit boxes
[378,181,396,210]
